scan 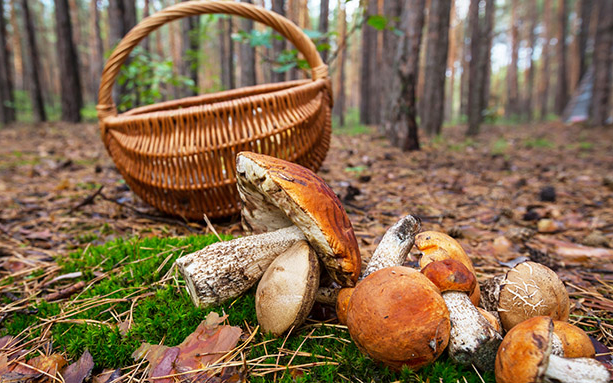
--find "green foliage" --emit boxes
[367,15,388,30]
[116,46,196,112]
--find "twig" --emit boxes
[69,186,104,213]
[203,213,223,242]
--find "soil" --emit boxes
[1,121,613,350]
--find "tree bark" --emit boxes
[524,0,537,120]
[333,0,346,126]
[445,1,457,122]
[240,0,256,87]
[380,0,403,128]
[55,0,83,122]
[421,0,452,136]
[142,0,150,54]
[539,0,553,120]
[181,0,199,97]
[0,0,16,123]
[20,0,46,122]
[89,0,103,102]
[384,0,425,151]
[271,0,286,83]
[577,0,593,82]
[506,0,520,118]
[10,0,22,91]
[480,0,495,120]
[318,0,329,63]
[554,0,568,115]
[459,18,469,118]
[466,0,481,135]
[123,0,136,33]
[590,0,613,126]
[219,16,235,90]
[359,0,379,125]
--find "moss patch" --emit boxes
[1,235,494,382]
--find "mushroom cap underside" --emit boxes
[236,152,361,286]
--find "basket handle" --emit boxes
[97,0,328,121]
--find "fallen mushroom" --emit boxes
[421,259,502,371]
[346,266,450,371]
[236,152,361,287]
[176,152,361,307]
[480,261,569,331]
[495,316,610,383]
[415,231,481,306]
[255,240,320,336]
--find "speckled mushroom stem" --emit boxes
[361,215,421,278]
[176,225,305,307]
[444,291,503,371]
[544,354,610,383]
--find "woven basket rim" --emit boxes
[103,79,327,125]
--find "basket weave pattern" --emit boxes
[97,1,332,219]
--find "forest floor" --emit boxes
[1,120,613,379]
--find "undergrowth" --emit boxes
[1,235,494,382]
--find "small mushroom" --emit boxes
[552,320,596,358]
[480,261,570,331]
[346,266,450,371]
[495,316,610,383]
[416,231,481,306]
[255,240,320,336]
[421,259,503,371]
[176,152,361,307]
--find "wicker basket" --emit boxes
[97,1,332,220]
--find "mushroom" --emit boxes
[477,307,503,333]
[480,261,570,331]
[415,231,481,306]
[421,259,503,371]
[332,214,420,324]
[552,320,596,358]
[176,152,361,307]
[346,266,450,371]
[495,316,610,383]
[255,240,320,336]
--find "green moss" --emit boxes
[1,234,495,382]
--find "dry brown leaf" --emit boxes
[61,349,94,383]
[536,235,613,264]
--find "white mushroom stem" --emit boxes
[176,225,305,307]
[362,215,421,278]
[544,354,610,383]
[443,291,503,371]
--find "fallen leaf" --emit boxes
[535,235,613,264]
[62,349,94,383]
[92,368,122,383]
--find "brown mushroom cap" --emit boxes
[477,307,503,333]
[498,262,570,331]
[255,241,320,336]
[346,266,450,371]
[553,321,595,358]
[421,259,477,295]
[495,316,553,383]
[335,287,355,325]
[415,231,480,306]
[236,152,361,286]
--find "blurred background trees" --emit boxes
[0,0,611,150]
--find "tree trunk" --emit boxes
[55,0,83,122]
[239,0,256,87]
[466,0,481,135]
[380,0,403,128]
[539,0,553,120]
[459,11,470,117]
[219,16,235,90]
[20,0,46,122]
[123,0,136,32]
[10,0,23,91]
[524,0,537,120]
[89,0,104,102]
[318,0,329,63]
[480,0,495,120]
[577,0,593,82]
[421,0,452,136]
[271,0,286,83]
[181,0,199,97]
[0,0,16,123]
[385,0,425,151]
[333,0,346,126]
[555,0,568,115]
[359,0,380,125]
[590,0,613,126]
[445,1,457,122]
[506,0,520,118]
[142,0,150,54]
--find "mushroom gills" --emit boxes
[444,291,503,371]
[255,240,320,336]
[176,225,305,307]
